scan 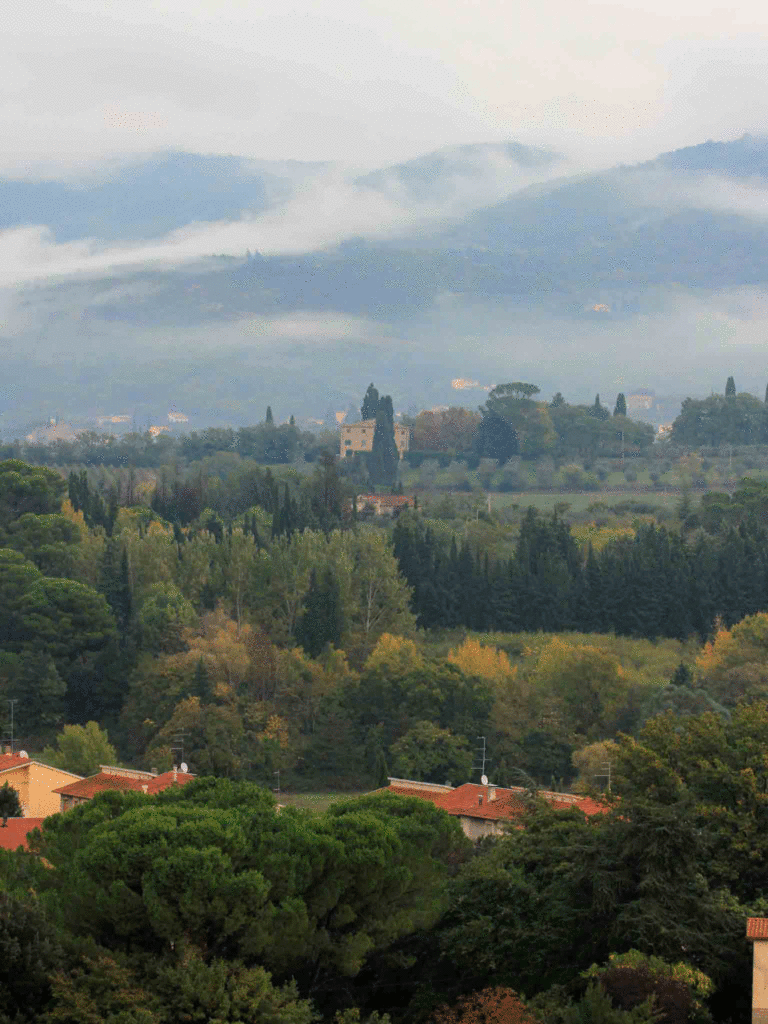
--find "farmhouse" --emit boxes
[339,419,410,459]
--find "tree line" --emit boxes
[393,485,768,640]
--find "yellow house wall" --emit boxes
[754,942,768,1023]
[339,421,410,458]
[1,764,82,818]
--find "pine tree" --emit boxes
[266,405,274,424]
[289,414,295,426]
[0,782,22,825]
[361,383,380,422]
[613,392,627,416]
[726,376,736,398]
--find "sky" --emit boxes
[5,0,768,177]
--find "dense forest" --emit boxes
[6,379,768,1021]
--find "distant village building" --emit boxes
[25,422,79,444]
[148,425,171,437]
[53,764,195,813]
[383,778,607,840]
[96,415,131,426]
[626,390,655,413]
[0,752,82,818]
[339,419,410,459]
[747,918,768,1024]
[353,494,415,517]
[167,411,189,424]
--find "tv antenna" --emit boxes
[3,700,18,754]
[473,736,490,779]
[171,730,189,768]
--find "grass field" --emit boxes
[488,490,681,518]
[277,791,369,813]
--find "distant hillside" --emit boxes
[0,152,328,243]
[4,134,768,430]
[356,141,563,201]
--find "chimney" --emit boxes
[478,795,483,806]
[141,784,148,793]
[172,767,177,783]
[748,918,768,1022]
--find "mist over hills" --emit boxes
[2,135,768,436]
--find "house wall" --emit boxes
[3,764,83,818]
[458,815,504,841]
[754,942,768,1023]
[339,421,410,458]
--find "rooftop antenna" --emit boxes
[171,730,189,769]
[473,736,490,779]
[4,700,18,754]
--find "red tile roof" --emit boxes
[356,494,414,506]
[385,784,451,807]
[0,818,44,851]
[54,769,195,800]
[747,918,768,940]
[386,781,609,822]
[0,752,33,772]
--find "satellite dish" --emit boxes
[180,762,188,774]
[481,774,488,786]
[19,751,28,759]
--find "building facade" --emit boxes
[0,752,83,818]
[339,420,410,459]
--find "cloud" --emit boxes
[0,152,571,288]
[5,0,768,177]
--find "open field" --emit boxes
[489,490,681,518]
[277,791,369,813]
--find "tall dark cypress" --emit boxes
[295,569,344,656]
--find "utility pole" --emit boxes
[594,760,613,794]
[274,770,280,798]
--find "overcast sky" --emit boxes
[5,0,768,178]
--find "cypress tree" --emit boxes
[361,383,380,421]
[725,376,736,398]
[367,395,399,486]
[295,569,344,656]
[613,393,627,416]
[266,405,274,424]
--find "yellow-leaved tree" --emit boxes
[531,638,629,740]
[366,634,424,676]
[696,612,768,706]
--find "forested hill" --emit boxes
[4,135,768,430]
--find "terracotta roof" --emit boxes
[0,753,82,781]
[0,818,44,851]
[747,918,768,940]
[54,769,195,799]
[356,494,414,507]
[386,781,609,822]
[0,753,33,772]
[146,770,196,793]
